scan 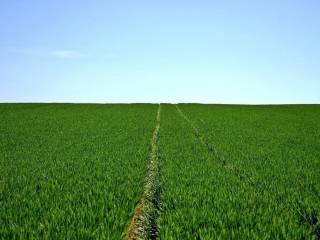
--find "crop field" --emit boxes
[1,103,320,239]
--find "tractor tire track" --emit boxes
[175,105,255,185]
[175,105,320,239]
[126,104,161,240]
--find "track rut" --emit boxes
[126,104,161,240]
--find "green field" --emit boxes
[1,103,319,239]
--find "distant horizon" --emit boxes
[1,101,319,105]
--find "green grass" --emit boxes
[1,103,319,239]
[158,104,320,239]
[0,104,157,239]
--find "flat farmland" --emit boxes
[1,103,319,239]
[0,104,157,239]
[159,104,320,239]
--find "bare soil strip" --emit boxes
[126,104,161,240]
[175,105,255,185]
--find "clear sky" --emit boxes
[0,1,319,103]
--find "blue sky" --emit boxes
[0,1,319,103]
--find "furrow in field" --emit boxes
[158,104,316,238]
[126,104,161,240]
[175,104,312,225]
[177,104,320,239]
[175,105,255,185]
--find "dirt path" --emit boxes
[126,104,161,240]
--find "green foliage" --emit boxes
[158,104,320,239]
[1,103,319,239]
[0,104,157,239]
